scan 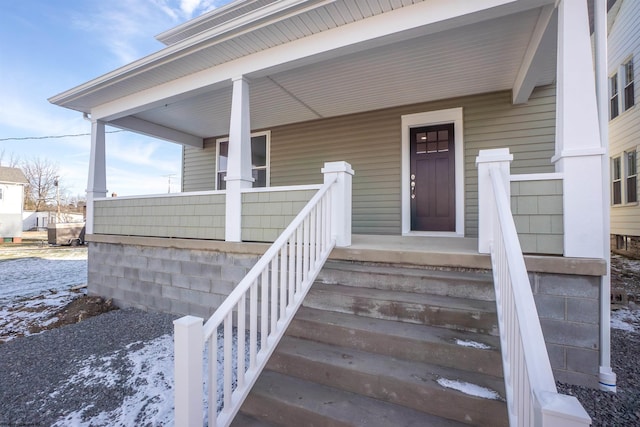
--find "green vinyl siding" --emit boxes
[182,86,557,236]
[182,139,216,192]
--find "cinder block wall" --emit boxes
[531,272,600,387]
[88,242,260,318]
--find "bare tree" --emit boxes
[21,157,61,211]
[0,149,19,167]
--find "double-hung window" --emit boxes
[610,73,619,120]
[611,58,635,119]
[216,131,270,190]
[612,157,622,205]
[623,60,635,111]
[626,151,637,203]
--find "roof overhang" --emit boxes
[50,0,558,144]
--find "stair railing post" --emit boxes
[322,161,354,247]
[476,148,513,254]
[174,315,204,427]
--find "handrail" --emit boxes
[175,173,341,427]
[487,166,591,427]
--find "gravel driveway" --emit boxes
[0,308,176,426]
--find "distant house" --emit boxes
[609,0,640,257]
[0,166,28,243]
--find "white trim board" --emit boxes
[401,108,465,236]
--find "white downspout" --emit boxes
[594,0,616,393]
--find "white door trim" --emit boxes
[401,107,464,236]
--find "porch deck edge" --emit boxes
[86,234,606,276]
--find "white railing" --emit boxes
[477,149,590,427]
[174,161,353,427]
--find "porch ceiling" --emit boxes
[132,7,556,140]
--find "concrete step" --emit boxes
[240,370,470,427]
[304,283,499,335]
[317,260,495,301]
[266,336,508,426]
[287,306,503,377]
[231,412,277,427]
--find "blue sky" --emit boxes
[0,0,232,198]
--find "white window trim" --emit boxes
[609,72,619,120]
[623,58,635,112]
[612,155,622,205]
[215,130,271,190]
[625,150,638,204]
[400,108,464,237]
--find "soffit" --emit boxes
[133,7,556,138]
[51,0,426,111]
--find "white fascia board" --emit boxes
[156,0,273,45]
[49,0,332,109]
[92,0,528,121]
[512,4,557,104]
[109,116,204,148]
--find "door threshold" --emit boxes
[403,231,464,238]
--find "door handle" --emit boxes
[411,180,416,199]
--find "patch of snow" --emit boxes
[52,334,176,427]
[0,248,87,303]
[436,378,502,400]
[455,339,491,349]
[0,290,80,342]
[611,308,640,332]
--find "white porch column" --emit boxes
[225,76,254,242]
[476,148,513,254]
[86,119,107,234]
[322,161,354,247]
[552,0,605,258]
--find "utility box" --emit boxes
[48,223,86,246]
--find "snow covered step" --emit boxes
[304,283,498,335]
[317,260,495,301]
[265,336,508,426]
[239,370,469,427]
[287,306,503,377]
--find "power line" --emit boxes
[0,130,125,142]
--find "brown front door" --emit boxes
[410,124,455,231]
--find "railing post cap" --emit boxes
[173,315,204,327]
[475,148,513,165]
[321,161,354,175]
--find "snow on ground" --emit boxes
[52,334,176,427]
[0,247,87,302]
[611,307,640,332]
[0,289,81,342]
[0,247,88,342]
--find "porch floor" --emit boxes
[330,234,606,276]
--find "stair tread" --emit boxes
[231,412,277,427]
[268,336,508,426]
[321,260,492,282]
[244,370,470,427]
[292,301,502,377]
[294,306,500,351]
[309,282,497,312]
[273,335,506,398]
